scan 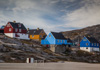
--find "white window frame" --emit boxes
[9,28,11,31]
[92,43,94,46]
[63,40,65,43]
[19,29,21,32]
[15,28,18,32]
[94,43,96,46]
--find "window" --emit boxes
[34,31,36,33]
[19,29,21,32]
[15,28,17,32]
[18,24,21,27]
[32,35,34,37]
[63,40,65,43]
[58,40,59,43]
[7,24,10,27]
[49,35,51,37]
[9,28,11,31]
[86,47,88,49]
[97,43,99,46]
[40,35,42,38]
[92,43,94,46]
[61,40,62,43]
[27,31,29,33]
[94,43,96,46]
[86,43,88,46]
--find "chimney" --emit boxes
[27,28,29,31]
[13,21,16,23]
[37,28,39,30]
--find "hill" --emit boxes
[0,34,66,63]
[0,35,100,63]
[62,24,100,43]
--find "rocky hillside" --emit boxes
[0,34,100,63]
[0,34,66,63]
[62,24,100,42]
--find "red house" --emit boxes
[4,21,29,40]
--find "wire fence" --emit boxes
[34,60,44,63]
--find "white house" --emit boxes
[80,36,99,52]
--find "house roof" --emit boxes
[9,22,26,30]
[85,36,99,43]
[51,32,67,40]
[1,25,5,29]
[28,29,43,35]
[66,38,73,43]
[42,35,47,39]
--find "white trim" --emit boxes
[5,33,14,38]
[80,47,99,52]
[19,29,21,32]
[15,28,18,32]
[5,33,29,40]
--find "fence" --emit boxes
[34,60,44,63]
[26,58,44,63]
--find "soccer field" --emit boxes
[0,62,100,70]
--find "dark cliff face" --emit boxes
[62,24,100,42]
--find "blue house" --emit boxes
[0,25,5,34]
[41,32,67,45]
[1,25,5,29]
[41,32,70,53]
[80,36,99,52]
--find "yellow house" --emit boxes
[28,28,47,41]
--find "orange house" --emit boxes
[28,28,47,41]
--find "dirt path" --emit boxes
[0,62,100,70]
